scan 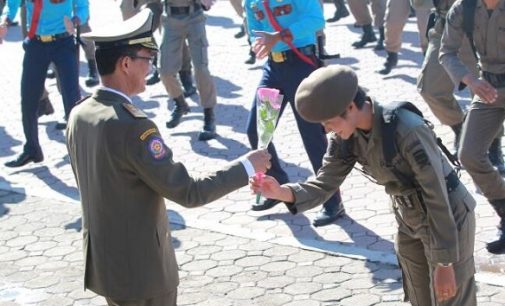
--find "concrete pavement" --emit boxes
[0,0,504,304]
[1,191,504,305]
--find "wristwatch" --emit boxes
[437,262,453,267]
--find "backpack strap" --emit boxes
[462,0,479,62]
[381,102,461,184]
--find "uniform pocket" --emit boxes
[448,187,475,231]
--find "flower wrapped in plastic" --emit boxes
[256,87,282,148]
[255,87,283,203]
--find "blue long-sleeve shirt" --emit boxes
[3,0,89,36]
[1,0,20,22]
[244,0,324,52]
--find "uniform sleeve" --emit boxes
[1,0,21,21]
[398,123,459,264]
[73,0,89,24]
[439,2,471,87]
[286,0,324,40]
[244,0,264,44]
[288,136,355,214]
[126,120,249,208]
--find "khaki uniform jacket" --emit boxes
[285,101,475,268]
[440,0,505,86]
[66,89,248,300]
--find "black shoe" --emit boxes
[85,59,99,87]
[378,52,398,75]
[47,69,56,79]
[198,108,217,141]
[312,204,346,227]
[146,71,160,86]
[37,97,55,118]
[183,86,197,98]
[487,237,505,254]
[245,54,256,65]
[234,25,246,39]
[166,96,190,129]
[252,198,281,211]
[179,70,197,97]
[55,121,67,130]
[352,24,376,49]
[4,152,43,168]
[373,27,385,51]
[326,13,341,23]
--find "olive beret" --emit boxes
[295,65,358,123]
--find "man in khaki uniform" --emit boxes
[158,0,219,141]
[347,0,386,50]
[378,0,431,74]
[68,10,271,305]
[251,65,477,306]
[440,0,505,254]
[417,0,504,172]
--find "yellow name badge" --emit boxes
[271,52,285,63]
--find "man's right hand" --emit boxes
[464,74,498,104]
[246,149,271,173]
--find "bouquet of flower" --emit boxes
[255,87,283,203]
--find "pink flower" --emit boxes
[257,87,281,109]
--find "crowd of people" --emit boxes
[0,0,504,305]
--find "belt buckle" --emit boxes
[271,52,285,63]
[39,35,53,43]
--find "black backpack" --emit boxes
[382,101,461,172]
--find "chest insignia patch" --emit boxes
[147,136,167,160]
[273,4,292,16]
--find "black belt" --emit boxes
[393,171,460,209]
[269,45,316,63]
[168,3,202,15]
[483,71,505,88]
[34,32,71,43]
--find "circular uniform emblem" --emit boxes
[147,137,167,160]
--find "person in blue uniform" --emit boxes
[0,0,19,26]
[244,0,345,227]
[1,0,88,168]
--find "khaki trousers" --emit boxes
[348,0,386,28]
[159,12,217,107]
[80,23,96,61]
[396,212,476,306]
[106,290,177,306]
[384,0,430,53]
[459,87,505,200]
[417,18,478,126]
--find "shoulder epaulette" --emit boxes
[122,103,148,119]
[75,95,92,105]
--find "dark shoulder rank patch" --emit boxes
[76,95,92,105]
[122,103,147,119]
[413,148,430,169]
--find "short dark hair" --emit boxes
[95,45,143,76]
[340,86,367,118]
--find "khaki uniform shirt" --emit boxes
[66,89,248,300]
[286,101,475,265]
[440,0,505,86]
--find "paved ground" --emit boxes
[1,191,505,306]
[0,0,504,304]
